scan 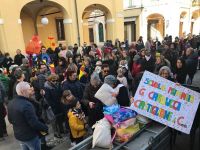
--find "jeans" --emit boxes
[19,136,41,150]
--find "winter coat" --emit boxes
[0,74,10,93]
[44,81,62,115]
[68,111,86,138]
[7,96,48,141]
[173,67,187,84]
[55,65,66,82]
[0,81,6,103]
[14,54,25,66]
[36,72,48,90]
[185,52,198,75]
[143,56,155,73]
[62,79,84,100]
[20,65,31,82]
[115,83,130,107]
[3,57,13,71]
[82,83,104,127]
[154,59,171,75]
[37,53,51,65]
[131,62,143,77]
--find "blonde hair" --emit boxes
[47,74,59,81]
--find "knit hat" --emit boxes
[156,52,161,57]
[90,72,101,83]
[104,75,117,86]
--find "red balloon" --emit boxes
[26,35,41,54]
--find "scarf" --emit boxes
[72,108,85,121]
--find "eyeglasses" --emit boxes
[51,80,57,82]
[103,70,109,73]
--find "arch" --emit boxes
[180,11,187,18]
[192,9,200,20]
[82,4,112,20]
[147,13,165,40]
[179,11,187,37]
[191,9,200,34]
[81,4,113,44]
[19,0,71,48]
[19,0,70,19]
[147,13,165,20]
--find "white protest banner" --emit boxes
[130,71,200,134]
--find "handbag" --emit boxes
[41,97,56,124]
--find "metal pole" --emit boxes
[74,0,81,46]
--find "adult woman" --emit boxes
[154,53,171,74]
[158,66,174,81]
[62,69,84,101]
[44,74,63,138]
[184,47,198,85]
[82,73,103,127]
[115,80,130,107]
[55,57,67,82]
[173,58,187,84]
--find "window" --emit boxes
[128,0,133,7]
[55,19,65,41]
[98,23,104,42]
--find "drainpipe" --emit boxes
[74,0,80,46]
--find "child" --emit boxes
[117,68,128,88]
[63,90,87,146]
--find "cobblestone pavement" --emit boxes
[0,70,200,150]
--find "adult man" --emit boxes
[8,81,48,150]
[38,46,51,65]
[14,49,25,66]
[99,64,110,82]
[82,42,90,56]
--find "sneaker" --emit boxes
[71,142,76,147]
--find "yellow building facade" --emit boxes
[0,0,124,56]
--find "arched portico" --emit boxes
[20,0,72,48]
[81,4,113,45]
[179,11,187,37]
[191,9,200,35]
[147,13,165,41]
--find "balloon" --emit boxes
[26,35,41,54]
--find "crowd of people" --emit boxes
[0,33,200,150]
